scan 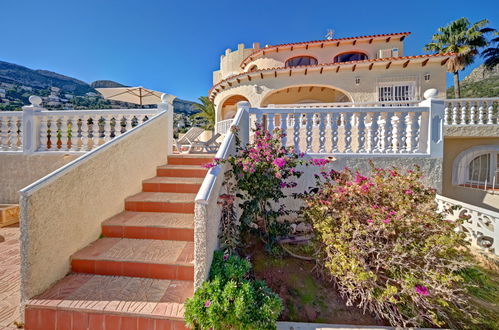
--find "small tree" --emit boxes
[191,96,216,130]
[424,18,493,98]
[483,31,499,69]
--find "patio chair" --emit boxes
[187,133,221,153]
[174,127,204,153]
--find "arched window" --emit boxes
[333,52,368,63]
[285,56,318,68]
[453,146,499,190]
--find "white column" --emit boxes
[419,98,444,157]
[22,96,44,154]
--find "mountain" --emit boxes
[90,80,127,88]
[447,64,499,98]
[0,61,95,95]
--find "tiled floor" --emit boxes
[0,224,21,329]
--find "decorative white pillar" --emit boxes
[159,93,177,155]
[22,95,44,154]
[419,96,444,158]
[236,101,250,147]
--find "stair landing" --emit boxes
[26,274,191,329]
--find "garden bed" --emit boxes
[242,236,386,326]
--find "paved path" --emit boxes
[0,224,21,329]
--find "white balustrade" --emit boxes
[443,97,498,125]
[0,112,22,151]
[215,118,234,135]
[249,106,430,155]
[436,194,498,255]
[0,100,159,153]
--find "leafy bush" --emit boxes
[301,164,480,328]
[206,124,307,247]
[185,251,283,329]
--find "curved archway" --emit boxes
[260,85,352,107]
[219,94,250,120]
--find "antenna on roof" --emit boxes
[325,29,334,40]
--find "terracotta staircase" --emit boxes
[24,155,212,330]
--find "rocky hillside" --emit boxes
[447,64,499,98]
[0,61,95,95]
[90,80,127,88]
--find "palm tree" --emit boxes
[424,18,492,98]
[191,96,215,130]
[482,31,499,69]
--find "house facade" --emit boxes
[210,32,453,122]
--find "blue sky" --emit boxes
[1,0,497,101]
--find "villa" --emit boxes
[0,32,497,329]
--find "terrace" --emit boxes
[0,94,498,328]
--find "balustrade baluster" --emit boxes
[94,116,102,147]
[80,116,90,151]
[343,113,353,153]
[113,117,122,137]
[0,118,8,150]
[390,112,399,153]
[398,112,408,153]
[460,105,467,124]
[59,116,69,151]
[330,112,339,153]
[356,112,366,153]
[293,113,300,152]
[382,112,392,153]
[487,102,494,124]
[477,102,484,125]
[16,118,22,150]
[267,113,275,132]
[444,104,450,125]
[305,113,314,153]
[38,115,49,151]
[410,112,421,153]
[452,103,458,125]
[103,116,112,143]
[255,112,263,129]
[280,113,288,147]
[69,116,79,151]
[318,113,326,153]
[124,115,133,133]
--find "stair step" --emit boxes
[71,238,194,281]
[157,165,208,178]
[102,212,194,241]
[25,273,192,329]
[167,154,214,166]
[143,176,204,193]
[125,192,196,214]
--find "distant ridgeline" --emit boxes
[0,60,199,114]
[447,64,499,98]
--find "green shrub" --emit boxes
[185,251,283,329]
[301,164,482,328]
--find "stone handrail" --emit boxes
[250,98,444,157]
[193,102,250,288]
[267,100,422,108]
[0,96,161,153]
[436,194,498,255]
[444,97,498,125]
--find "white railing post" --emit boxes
[159,93,176,155]
[236,101,250,146]
[420,97,444,158]
[22,96,44,154]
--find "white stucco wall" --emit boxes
[0,153,81,204]
[20,110,170,302]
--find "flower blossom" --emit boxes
[310,158,329,167]
[273,158,286,168]
[201,162,217,169]
[205,300,211,307]
[415,285,429,296]
[404,189,414,195]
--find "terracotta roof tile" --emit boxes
[209,52,454,100]
[240,32,411,68]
